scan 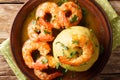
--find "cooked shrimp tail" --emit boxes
[34,69,63,80]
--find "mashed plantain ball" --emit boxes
[53,26,99,72]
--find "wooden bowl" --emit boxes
[10,0,112,80]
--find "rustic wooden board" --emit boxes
[0,55,15,76]
[0,76,17,80]
[110,1,120,15]
[0,55,17,80]
[101,46,120,73]
[0,0,27,3]
[0,4,23,43]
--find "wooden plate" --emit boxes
[10,0,112,80]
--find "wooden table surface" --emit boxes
[0,0,120,80]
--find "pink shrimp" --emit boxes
[34,69,62,80]
[58,35,94,66]
[36,2,63,29]
[59,1,82,28]
[34,56,62,80]
[22,40,51,69]
[28,20,54,42]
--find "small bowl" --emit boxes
[10,0,112,80]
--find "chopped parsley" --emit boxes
[32,20,36,25]
[61,68,68,74]
[56,63,60,69]
[34,28,41,34]
[57,0,68,6]
[69,51,79,58]
[44,30,51,34]
[75,0,81,9]
[70,15,78,23]
[72,40,79,44]
[65,69,68,73]
[41,57,48,64]
[56,42,69,50]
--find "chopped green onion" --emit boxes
[56,42,69,50]
[70,15,78,23]
[69,51,78,58]
[72,40,79,44]
[41,57,48,64]
[44,30,51,34]
[57,0,68,6]
[34,29,41,34]
[56,63,60,69]
[32,20,36,25]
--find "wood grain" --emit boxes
[0,0,27,3]
[0,1,120,80]
[110,1,120,15]
[0,55,17,80]
[0,4,23,43]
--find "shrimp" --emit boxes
[34,69,62,80]
[22,40,51,69]
[34,57,63,80]
[59,1,82,28]
[28,20,54,42]
[36,2,63,29]
[58,35,94,66]
[34,55,57,69]
[46,55,57,68]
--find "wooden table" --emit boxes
[0,0,120,80]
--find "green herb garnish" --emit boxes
[32,20,36,25]
[34,28,41,34]
[65,69,68,73]
[56,63,60,69]
[70,15,78,23]
[61,68,68,74]
[75,0,81,9]
[56,42,69,50]
[44,30,51,34]
[69,51,79,58]
[57,0,68,6]
[72,40,79,44]
[41,57,48,64]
